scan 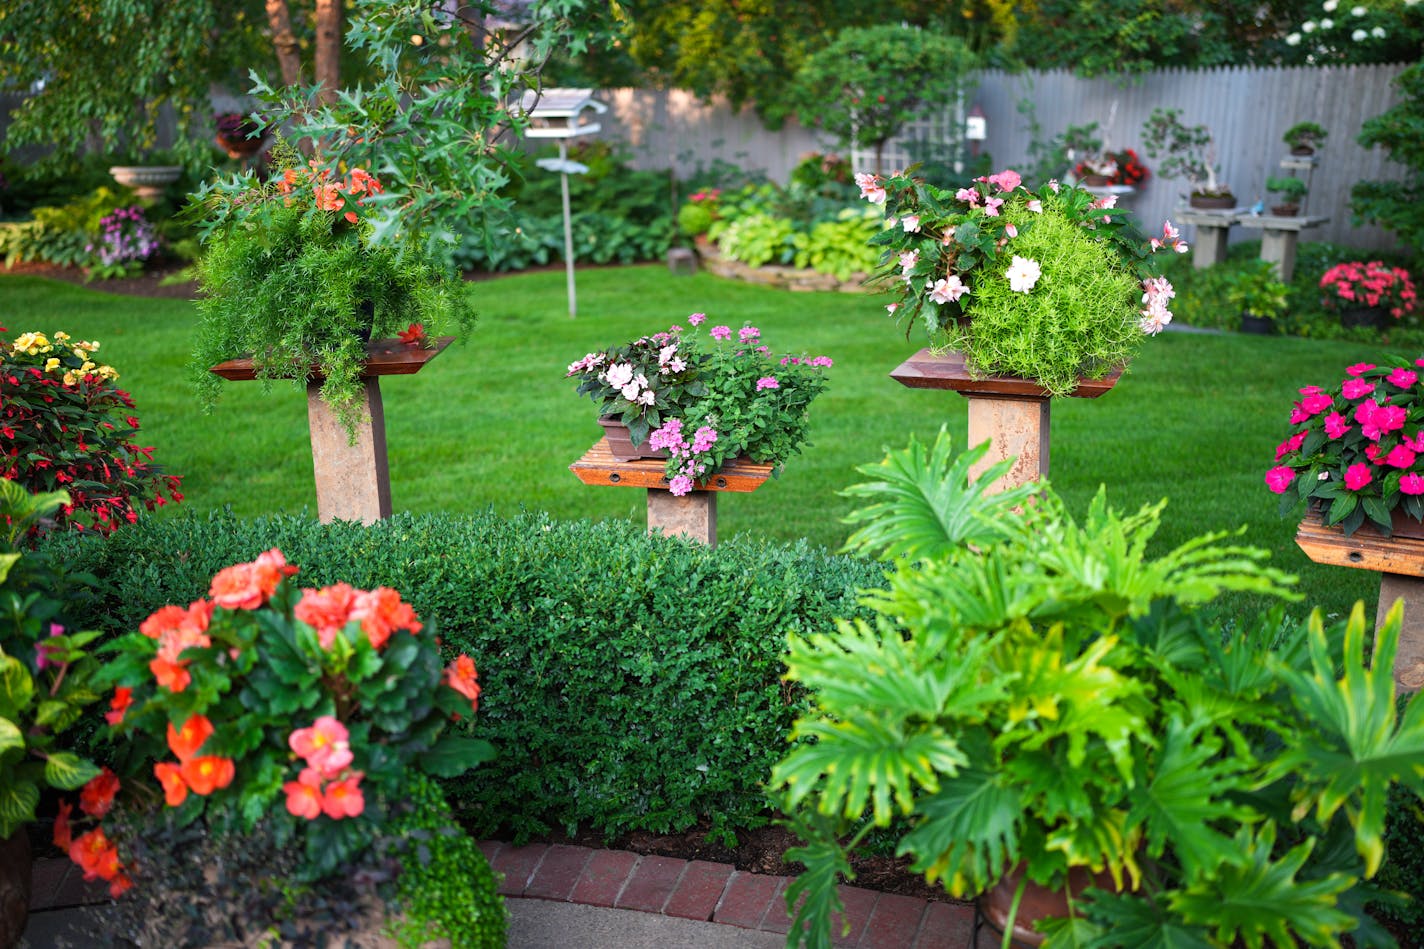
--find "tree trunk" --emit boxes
[264,0,303,88]
[315,0,342,107]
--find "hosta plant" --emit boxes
[772,430,1424,949]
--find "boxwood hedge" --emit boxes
[50,509,884,842]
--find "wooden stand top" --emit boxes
[1234,214,1331,233]
[210,336,455,382]
[1296,509,1424,578]
[889,348,1122,400]
[570,439,774,493]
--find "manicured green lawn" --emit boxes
[0,265,1386,620]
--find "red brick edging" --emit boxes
[482,841,976,949]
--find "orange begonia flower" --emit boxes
[314,183,345,212]
[154,761,189,807]
[150,656,191,692]
[180,755,235,796]
[352,586,421,649]
[294,583,359,648]
[320,772,365,819]
[108,871,133,898]
[167,714,215,760]
[443,654,481,711]
[70,827,121,881]
[210,562,267,610]
[252,548,298,597]
[79,767,120,818]
[105,686,133,726]
[139,604,188,639]
[288,715,353,775]
[53,799,73,850]
[283,767,324,820]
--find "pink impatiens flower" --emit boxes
[1324,412,1350,439]
[984,169,1022,192]
[1344,463,1373,491]
[1389,367,1418,388]
[1402,473,1424,495]
[1265,466,1296,494]
[1386,445,1417,468]
[1341,378,1375,400]
[1346,362,1377,377]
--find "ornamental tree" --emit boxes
[1352,60,1424,256]
[789,25,979,174]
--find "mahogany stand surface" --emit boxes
[889,349,1121,493]
[210,336,454,526]
[1296,510,1424,691]
[569,438,773,546]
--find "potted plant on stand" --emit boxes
[773,432,1424,948]
[1265,175,1308,216]
[567,314,832,494]
[213,111,267,160]
[1284,121,1328,156]
[1141,107,1234,208]
[858,166,1185,489]
[1225,259,1289,333]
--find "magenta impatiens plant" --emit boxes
[1267,358,1424,535]
[1318,261,1418,321]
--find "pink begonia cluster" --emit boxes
[1266,359,1424,500]
[649,417,719,496]
[283,715,365,820]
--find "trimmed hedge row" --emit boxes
[50,509,884,842]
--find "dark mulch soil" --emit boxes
[2,261,200,299]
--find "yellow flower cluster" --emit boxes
[3,330,119,384]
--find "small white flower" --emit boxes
[620,381,642,401]
[1352,27,1367,40]
[605,363,633,389]
[1005,255,1041,293]
[1352,4,1367,14]
[1323,0,1337,11]
[1286,31,1302,45]
[1026,199,1043,213]
[1372,25,1387,36]
[1321,17,1334,28]
[1303,19,1317,31]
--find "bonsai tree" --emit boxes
[1265,174,1309,214]
[1141,107,1231,198]
[1284,121,1328,154]
[772,431,1424,948]
[789,25,978,174]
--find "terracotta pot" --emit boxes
[215,133,266,160]
[0,832,32,949]
[978,865,1117,948]
[597,418,668,462]
[1188,192,1236,210]
[1080,174,1111,187]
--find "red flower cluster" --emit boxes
[1,330,181,535]
[54,769,132,897]
[1319,261,1418,320]
[1105,149,1149,187]
[153,714,236,806]
[283,716,365,820]
[276,162,384,225]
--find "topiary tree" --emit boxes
[789,25,979,174]
[1352,61,1424,257]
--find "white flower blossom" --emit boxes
[1323,0,1337,11]
[1372,25,1387,36]
[1005,256,1041,293]
[605,363,633,389]
[1352,4,1367,15]
[1321,17,1334,28]
[1286,31,1302,45]
[1352,27,1367,40]
[1303,20,1317,31]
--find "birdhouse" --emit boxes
[521,88,606,139]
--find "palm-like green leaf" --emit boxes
[1168,824,1355,949]
[1074,889,1216,949]
[780,807,860,949]
[1129,714,1255,882]
[897,761,1023,897]
[1271,602,1424,877]
[840,428,1036,562]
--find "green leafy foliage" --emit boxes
[773,434,1421,948]
[1354,61,1424,256]
[45,507,884,843]
[0,187,134,269]
[790,208,884,281]
[1140,108,1227,196]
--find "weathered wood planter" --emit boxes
[890,349,1122,493]
[569,438,772,546]
[210,337,454,526]
[1295,509,1424,691]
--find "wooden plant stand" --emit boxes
[890,349,1121,493]
[569,438,773,546]
[1177,209,1241,270]
[210,337,454,526]
[1295,510,1424,691]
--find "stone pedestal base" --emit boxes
[647,489,717,546]
[1378,573,1424,691]
[307,380,391,525]
[967,397,1050,493]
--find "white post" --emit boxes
[559,140,577,318]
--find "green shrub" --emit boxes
[47,508,883,843]
[791,207,884,281]
[713,211,797,267]
[0,186,132,268]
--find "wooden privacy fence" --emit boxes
[594,64,1412,252]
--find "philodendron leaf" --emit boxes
[840,428,1037,562]
[1071,889,1216,949]
[0,552,18,585]
[1270,602,1424,877]
[896,761,1023,898]
[780,808,858,949]
[1167,824,1355,949]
